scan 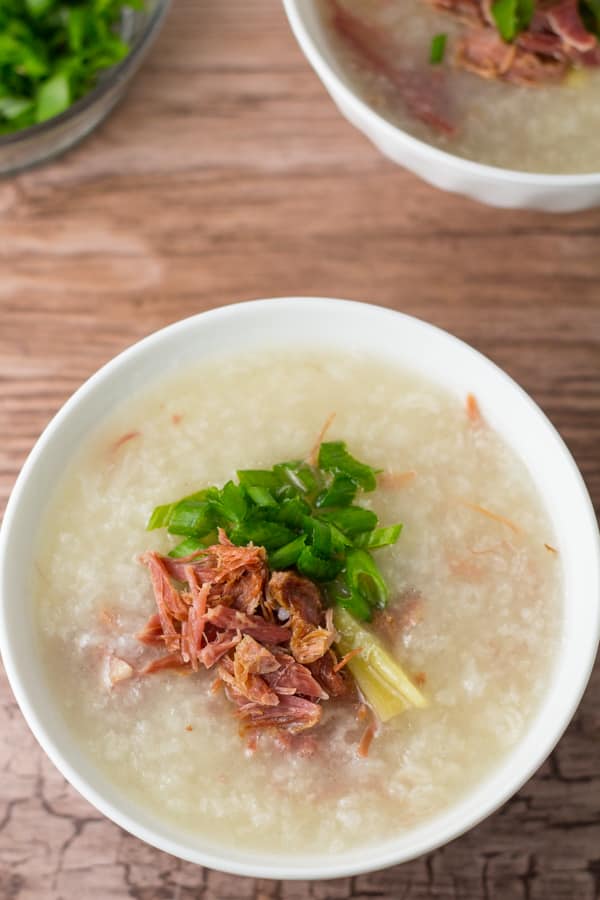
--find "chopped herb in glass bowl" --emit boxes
[0,0,170,174]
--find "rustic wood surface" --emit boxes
[1,1,599,898]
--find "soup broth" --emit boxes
[35,349,560,853]
[320,0,600,174]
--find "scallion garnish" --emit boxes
[147,440,403,622]
[0,0,145,134]
[429,33,447,64]
[491,0,534,42]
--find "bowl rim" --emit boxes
[1,297,599,880]
[283,0,600,185]
[0,0,171,148]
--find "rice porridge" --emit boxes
[34,349,561,853]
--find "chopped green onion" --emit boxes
[297,545,344,582]
[215,481,248,523]
[230,520,296,551]
[148,440,404,613]
[355,524,403,550]
[334,607,427,721]
[147,502,176,531]
[491,0,534,42]
[36,72,70,123]
[237,469,282,490]
[319,506,378,536]
[168,537,208,559]
[302,516,333,558]
[517,0,535,29]
[337,589,373,622]
[492,0,517,40]
[167,500,215,537]
[0,1,144,135]
[246,485,278,508]
[429,33,447,64]
[318,441,378,491]
[316,473,357,508]
[0,96,33,120]
[275,497,312,528]
[345,549,388,611]
[269,535,306,570]
[328,523,353,552]
[274,461,321,494]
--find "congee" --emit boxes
[35,349,560,853]
[320,0,600,173]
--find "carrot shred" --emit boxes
[171,413,182,425]
[458,500,521,534]
[308,412,336,465]
[448,557,485,580]
[111,430,140,452]
[544,543,558,554]
[469,541,507,556]
[379,470,417,489]
[414,671,427,688]
[185,724,193,732]
[357,720,377,758]
[333,646,363,673]
[466,393,483,424]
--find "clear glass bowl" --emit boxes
[0,0,171,176]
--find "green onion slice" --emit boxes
[429,33,447,64]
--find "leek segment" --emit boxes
[333,607,427,722]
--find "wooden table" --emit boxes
[1,2,599,898]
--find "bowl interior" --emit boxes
[1,297,598,879]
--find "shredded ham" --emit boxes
[198,630,242,668]
[136,612,164,646]
[137,533,352,740]
[432,0,596,85]
[266,649,329,700]
[547,0,597,53]
[139,552,189,651]
[142,652,187,675]
[309,650,350,698]
[236,695,323,735]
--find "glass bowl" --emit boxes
[0,0,171,176]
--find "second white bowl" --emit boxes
[283,1,600,211]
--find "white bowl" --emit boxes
[1,297,599,879]
[283,1,600,212]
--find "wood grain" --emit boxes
[0,1,599,897]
